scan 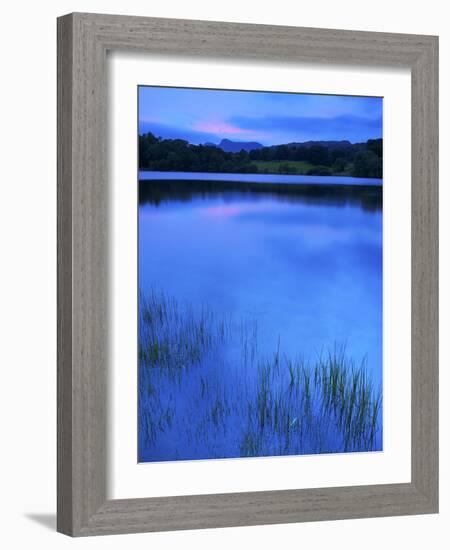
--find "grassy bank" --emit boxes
[139,291,382,461]
[253,160,314,174]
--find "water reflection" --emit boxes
[138,179,382,461]
[139,179,382,212]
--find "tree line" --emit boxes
[139,132,382,178]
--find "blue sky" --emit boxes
[138,86,382,146]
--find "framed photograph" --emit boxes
[57,13,438,536]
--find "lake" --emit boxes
[138,175,383,462]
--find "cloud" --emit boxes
[139,121,219,144]
[193,121,244,135]
[139,120,269,145]
[228,114,382,142]
[139,113,382,146]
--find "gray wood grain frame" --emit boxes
[57,12,438,536]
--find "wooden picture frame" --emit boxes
[57,12,438,536]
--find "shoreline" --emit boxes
[139,170,382,187]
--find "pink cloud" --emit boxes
[193,121,245,135]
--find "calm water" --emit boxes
[138,177,382,462]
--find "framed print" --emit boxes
[57,13,438,536]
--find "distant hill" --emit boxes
[207,139,263,153]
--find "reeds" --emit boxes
[139,290,231,371]
[138,291,382,461]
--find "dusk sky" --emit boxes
[138,86,382,146]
